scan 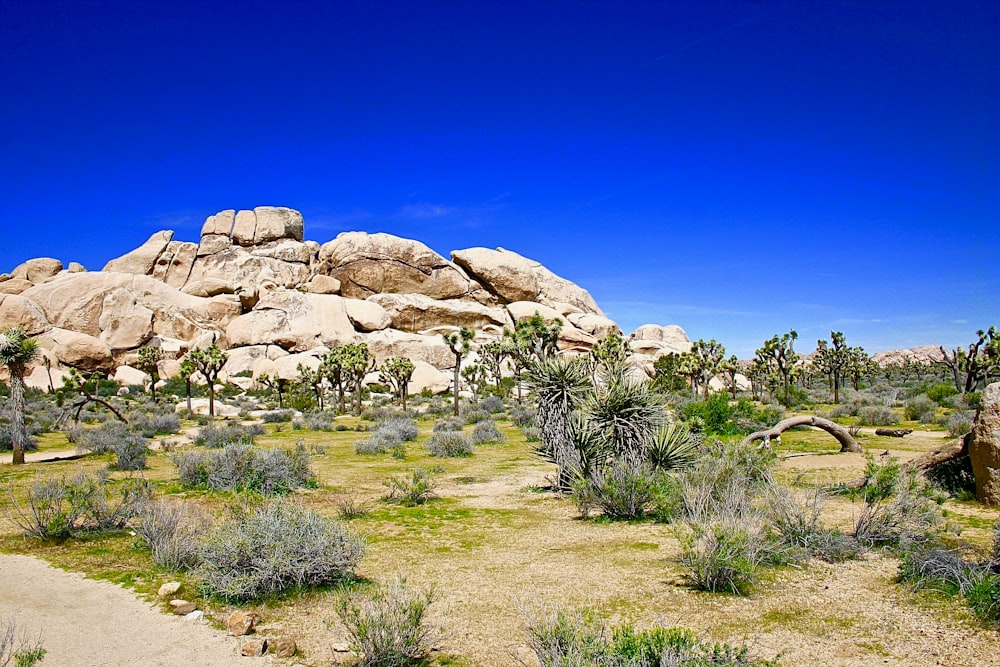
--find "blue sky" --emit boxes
[1,0,996,358]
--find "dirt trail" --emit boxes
[0,554,272,667]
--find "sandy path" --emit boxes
[0,554,271,667]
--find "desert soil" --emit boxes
[0,554,271,666]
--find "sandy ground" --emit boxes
[0,554,272,667]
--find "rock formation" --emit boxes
[0,205,690,392]
[969,382,1000,505]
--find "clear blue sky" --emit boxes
[1,0,996,358]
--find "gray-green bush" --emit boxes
[197,499,365,601]
[471,419,505,444]
[382,468,437,506]
[193,422,264,447]
[337,578,436,667]
[424,431,474,457]
[133,498,212,570]
[173,442,314,494]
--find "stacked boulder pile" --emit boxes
[0,206,690,393]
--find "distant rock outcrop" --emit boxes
[3,205,688,391]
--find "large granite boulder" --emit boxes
[360,329,454,370]
[103,231,174,275]
[225,289,356,352]
[0,294,51,335]
[970,382,1000,505]
[368,293,511,333]
[20,272,240,351]
[451,246,603,315]
[10,258,64,284]
[151,241,198,288]
[317,232,482,301]
[37,327,114,372]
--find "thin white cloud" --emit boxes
[396,203,458,220]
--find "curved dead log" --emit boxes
[740,415,862,453]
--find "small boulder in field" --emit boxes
[171,602,197,615]
[271,636,296,658]
[157,581,181,597]
[227,611,261,636]
[241,638,268,656]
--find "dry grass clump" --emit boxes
[337,577,436,667]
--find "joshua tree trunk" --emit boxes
[741,415,861,453]
[9,372,27,464]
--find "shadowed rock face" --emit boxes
[1,205,685,390]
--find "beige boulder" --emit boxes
[97,288,154,350]
[408,359,452,395]
[221,345,288,378]
[369,293,511,333]
[24,364,70,392]
[200,209,235,237]
[557,324,596,351]
[250,239,313,264]
[230,207,304,246]
[317,231,480,300]
[114,365,148,387]
[184,245,310,302]
[67,262,87,273]
[10,258,63,284]
[345,299,392,332]
[103,231,174,275]
[181,277,235,297]
[271,350,324,380]
[0,294,51,335]
[37,328,114,372]
[628,324,692,353]
[177,398,240,417]
[151,241,198,288]
[226,289,356,352]
[361,329,454,370]
[507,301,563,324]
[197,234,232,256]
[451,246,603,315]
[0,278,32,295]
[303,274,341,295]
[20,272,239,346]
[970,382,1000,505]
[567,312,620,339]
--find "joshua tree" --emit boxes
[755,330,799,405]
[297,363,326,411]
[719,355,741,399]
[687,338,726,399]
[443,327,475,416]
[342,343,375,415]
[524,356,591,490]
[62,369,129,425]
[135,346,163,400]
[178,357,196,413]
[588,331,631,374]
[186,344,227,418]
[320,346,349,413]
[937,327,1000,394]
[503,315,561,402]
[379,356,415,409]
[477,341,509,395]
[257,372,288,409]
[461,362,488,405]
[814,331,849,403]
[0,327,39,465]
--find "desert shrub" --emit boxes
[261,409,294,423]
[76,420,129,453]
[898,547,979,595]
[334,495,371,520]
[355,418,419,454]
[383,468,437,506]
[471,419,505,444]
[193,422,264,448]
[521,426,541,443]
[855,405,899,426]
[377,417,419,442]
[946,412,975,437]
[173,441,314,494]
[926,383,960,405]
[197,498,364,601]
[573,460,666,521]
[424,431,474,457]
[827,402,858,419]
[521,605,774,667]
[0,425,37,453]
[355,431,402,455]
[480,395,505,414]
[509,407,536,428]
[904,397,937,422]
[432,416,465,432]
[4,468,149,539]
[462,408,490,424]
[764,487,858,562]
[962,392,982,409]
[129,411,181,437]
[853,455,946,548]
[968,575,1000,624]
[678,517,771,595]
[0,616,46,667]
[133,498,212,570]
[110,432,149,471]
[678,439,776,520]
[337,578,436,667]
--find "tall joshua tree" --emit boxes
[187,344,227,418]
[0,327,39,465]
[443,327,475,416]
